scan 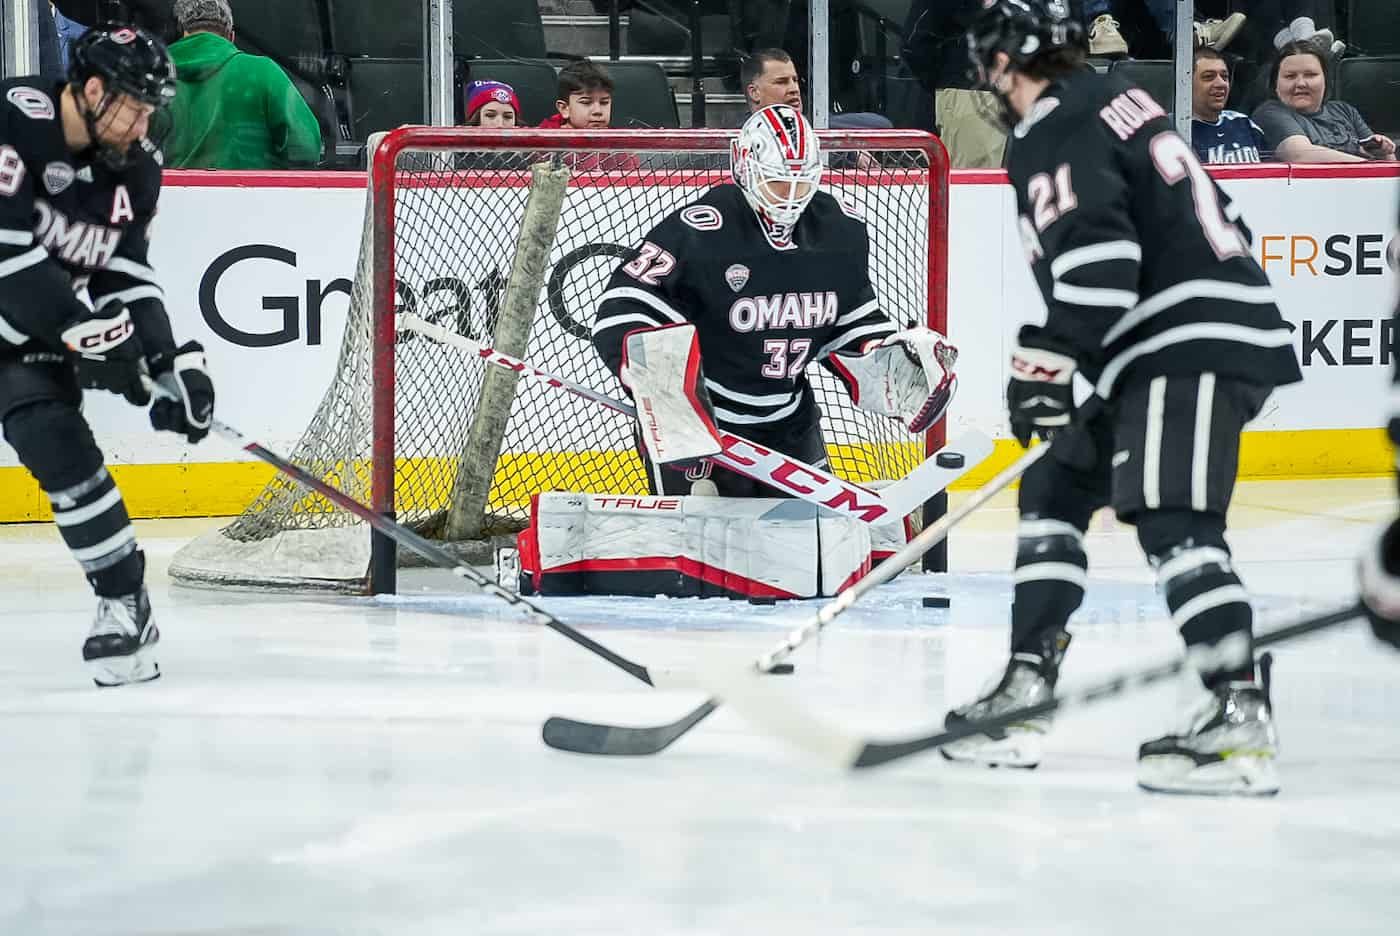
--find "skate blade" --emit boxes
[1137,753,1279,797]
[88,644,161,688]
[939,731,1043,769]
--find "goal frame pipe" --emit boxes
[367,127,951,594]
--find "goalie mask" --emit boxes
[731,104,823,240]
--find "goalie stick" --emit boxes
[700,602,1366,770]
[399,312,983,526]
[542,443,1047,756]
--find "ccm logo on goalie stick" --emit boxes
[718,434,889,523]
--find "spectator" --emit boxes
[465,80,519,128]
[52,3,87,70]
[900,4,1005,168]
[537,61,639,171]
[1081,3,1245,56]
[740,48,893,132]
[162,0,322,169]
[1191,47,1266,163]
[1252,40,1397,163]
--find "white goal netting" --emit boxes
[170,129,949,593]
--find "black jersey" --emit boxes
[1008,69,1302,397]
[0,77,174,357]
[592,183,896,432]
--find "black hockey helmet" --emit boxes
[68,24,176,167]
[966,0,1086,86]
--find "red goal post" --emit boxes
[169,127,950,595]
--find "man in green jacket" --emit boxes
[163,0,322,169]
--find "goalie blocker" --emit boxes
[516,492,916,599]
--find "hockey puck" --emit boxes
[922,595,951,609]
[935,451,965,469]
[767,662,795,675]
[748,596,778,606]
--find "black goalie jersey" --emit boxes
[1009,68,1302,396]
[592,183,898,438]
[0,77,174,361]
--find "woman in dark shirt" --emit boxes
[1252,41,1397,162]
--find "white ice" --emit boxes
[1,478,1398,935]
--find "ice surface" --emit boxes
[1,479,1397,935]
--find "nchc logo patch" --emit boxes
[724,264,750,292]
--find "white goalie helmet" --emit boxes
[730,104,824,231]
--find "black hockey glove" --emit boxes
[1007,344,1076,447]
[61,303,150,406]
[148,341,215,443]
[1359,518,1400,652]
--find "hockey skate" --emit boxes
[1137,655,1278,796]
[940,630,1071,769]
[82,587,160,687]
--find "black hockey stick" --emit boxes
[542,444,1045,756]
[145,381,683,689]
[708,602,1366,770]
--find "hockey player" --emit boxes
[941,1,1303,795]
[591,103,958,496]
[0,26,215,686]
[1358,199,1400,652]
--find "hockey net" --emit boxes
[170,128,949,593]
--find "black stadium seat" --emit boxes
[1107,59,1172,112]
[463,59,558,127]
[344,57,424,141]
[325,0,546,59]
[1335,56,1400,141]
[455,0,548,60]
[224,0,327,67]
[604,61,680,129]
[1348,1,1400,56]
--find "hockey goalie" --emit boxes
[517,104,958,600]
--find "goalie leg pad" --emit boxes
[518,492,871,599]
[621,324,723,467]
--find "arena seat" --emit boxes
[1348,1,1400,56]
[1107,59,1173,111]
[1335,55,1400,140]
[604,61,680,129]
[343,57,425,140]
[324,0,546,59]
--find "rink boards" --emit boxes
[0,162,1396,521]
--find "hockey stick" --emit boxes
[399,312,980,525]
[542,443,1047,756]
[704,602,1366,770]
[143,380,707,690]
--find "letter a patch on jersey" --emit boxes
[110,185,135,225]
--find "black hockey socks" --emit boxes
[1140,511,1254,688]
[4,401,145,597]
[49,467,146,596]
[1011,516,1089,657]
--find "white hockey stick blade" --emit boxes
[877,430,995,520]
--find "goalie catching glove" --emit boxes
[148,341,216,443]
[620,323,723,467]
[830,327,959,432]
